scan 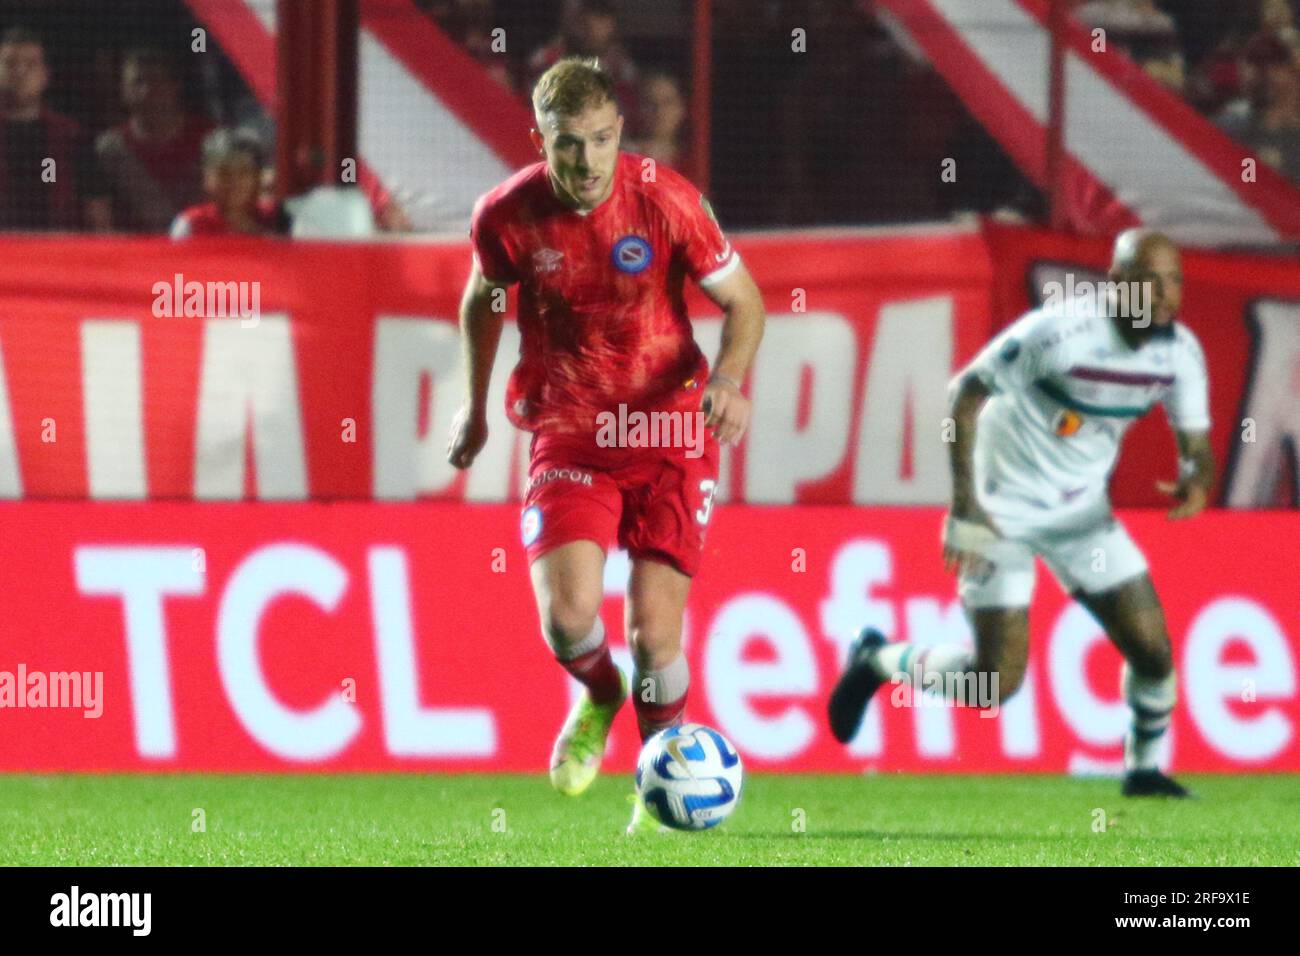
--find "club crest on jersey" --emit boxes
[612,235,652,274]
[521,506,543,547]
[533,248,564,273]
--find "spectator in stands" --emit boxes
[624,70,695,183]
[96,48,211,233]
[1074,0,1178,35]
[1261,0,1300,48]
[527,0,638,126]
[364,173,413,233]
[431,0,516,92]
[1075,0,1186,94]
[1217,33,1300,185]
[171,128,286,238]
[1193,2,1300,121]
[1191,36,1254,118]
[0,27,108,230]
[1143,46,1188,95]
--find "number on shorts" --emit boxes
[696,479,717,525]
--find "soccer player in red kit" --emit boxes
[447,57,765,833]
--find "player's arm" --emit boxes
[1158,330,1213,519]
[1157,429,1214,520]
[943,372,998,575]
[944,314,1047,541]
[447,258,509,469]
[699,259,764,445]
[948,373,992,521]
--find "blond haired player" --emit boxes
[448,58,765,832]
[829,230,1213,797]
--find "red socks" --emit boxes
[632,653,691,740]
[560,644,625,705]
[634,693,688,740]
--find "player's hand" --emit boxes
[702,376,750,446]
[942,506,1001,579]
[1156,479,1208,520]
[446,405,489,470]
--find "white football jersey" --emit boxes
[957,302,1210,527]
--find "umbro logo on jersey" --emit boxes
[533,248,564,273]
[612,235,653,274]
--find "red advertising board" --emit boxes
[0,229,991,506]
[0,227,1295,506]
[1,502,1295,773]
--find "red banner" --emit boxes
[1,502,1295,772]
[0,227,1296,506]
[0,230,991,505]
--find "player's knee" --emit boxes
[1126,634,1173,679]
[971,612,1029,702]
[625,620,682,670]
[990,661,1027,702]
[974,646,1028,701]
[539,596,602,649]
[1110,612,1174,677]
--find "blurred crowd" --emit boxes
[0,0,1295,236]
[0,8,400,237]
[1072,0,1300,184]
[430,0,1300,224]
[0,27,209,233]
[424,0,701,182]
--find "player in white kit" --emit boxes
[829,229,1215,797]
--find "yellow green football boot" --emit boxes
[626,791,671,836]
[548,670,628,797]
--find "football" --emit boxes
[635,723,744,830]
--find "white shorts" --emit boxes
[957,503,1149,610]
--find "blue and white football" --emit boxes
[635,723,743,831]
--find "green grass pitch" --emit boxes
[1,774,1297,866]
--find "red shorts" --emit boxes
[520,430,721,577]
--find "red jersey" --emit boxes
[470,151,740,436]
[170,199,287,238]
[118,115,211,193]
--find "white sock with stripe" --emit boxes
[1123,663,1176,772]
[869,642,977,703]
